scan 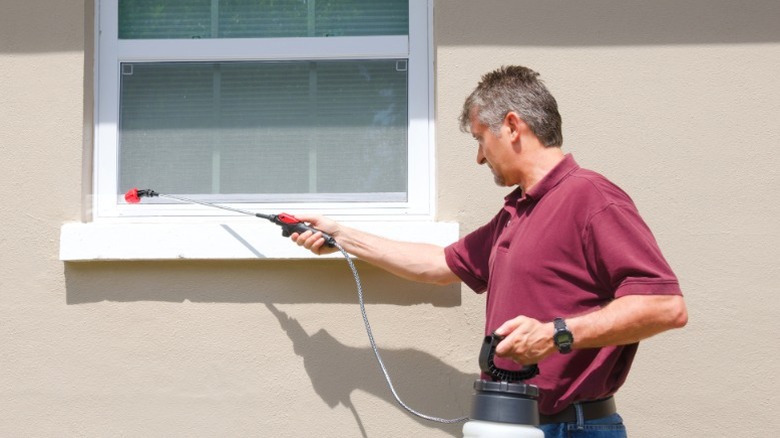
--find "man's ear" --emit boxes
[504,111,527,142]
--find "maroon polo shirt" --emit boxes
[444,154,681,415]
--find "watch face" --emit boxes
[553,318,573,353]
[556,332,573,344]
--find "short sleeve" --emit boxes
[444,217,501,293]
[584,203,682,298]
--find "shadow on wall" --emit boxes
[64,261,471,436]
[0,0,87,53]
[63,259,460,306]
[3,0,780,54]
[437,0,780,46]
[266,303,474,437]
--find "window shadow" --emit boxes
[0,0,89,53]
[4,0,780,54]
[437,0,780,47]
[63,259,461,307]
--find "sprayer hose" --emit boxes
[334,242,469,424]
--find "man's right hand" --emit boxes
[289,214,341,255]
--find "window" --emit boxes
[94,0,434,220]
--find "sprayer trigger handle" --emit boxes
[272,214,336,247]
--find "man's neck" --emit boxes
[516,146,565,192]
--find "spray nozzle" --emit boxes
[124,188,159,204]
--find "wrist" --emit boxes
[543,322,558,356]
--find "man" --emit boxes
[291,65,687,437]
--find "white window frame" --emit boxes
[94,0,435,221]
[60,0,458,261]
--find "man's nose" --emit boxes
[476,145,486,165]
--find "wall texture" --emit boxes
[435,1,780,437]
[1,1,778,437]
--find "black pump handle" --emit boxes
[479,332,540,382]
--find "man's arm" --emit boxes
[290,214,460,286]
[494,294,688,364]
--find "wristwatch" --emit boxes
[553,318,574,354]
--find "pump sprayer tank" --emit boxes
[462,333,544,438]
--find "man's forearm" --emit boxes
[567,294,688,349]
[335,225,460,285]
[495,294,688,364]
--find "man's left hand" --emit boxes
[494,316,557,365]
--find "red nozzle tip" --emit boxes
[124,188,141,204]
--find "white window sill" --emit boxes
[59,220,459,261]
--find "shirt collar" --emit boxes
[505,153,579,204]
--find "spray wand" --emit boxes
[124,188,336,247]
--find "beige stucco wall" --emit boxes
[1,1,778,437]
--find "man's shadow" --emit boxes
[266,303,476,437]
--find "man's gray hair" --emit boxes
[459,66,563,147]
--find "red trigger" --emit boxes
[277,213,301,225]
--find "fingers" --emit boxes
[291,229,327,254]
[494,316,523,338]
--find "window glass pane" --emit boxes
[118,60,408,201]
[119,0,409,39]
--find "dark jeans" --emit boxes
[538,413,627,438]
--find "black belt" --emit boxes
[539,397,616,425]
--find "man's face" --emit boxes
[470,111,512,187]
